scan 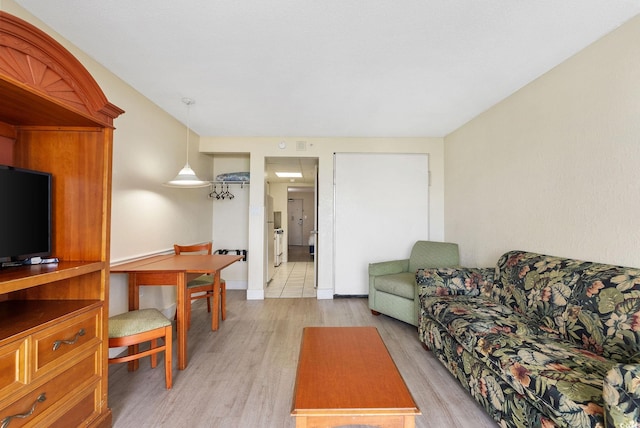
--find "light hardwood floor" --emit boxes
[108,291,498,427]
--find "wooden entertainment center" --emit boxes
[0,11,123,427]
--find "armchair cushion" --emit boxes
[373,272,416,300]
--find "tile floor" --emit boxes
[266,245,316,298]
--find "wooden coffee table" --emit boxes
[291,327,420,428]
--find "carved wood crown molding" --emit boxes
[0,11,124,126]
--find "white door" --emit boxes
[313,164,318,288]
[334,153,429,295]
[288,198,304,245]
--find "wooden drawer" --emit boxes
[0,350,99,428]
[0,338,28,404]
[31,309,101,381]
[47,383,101,428]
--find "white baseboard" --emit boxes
[246,288,265,300]
[316,288,334,300]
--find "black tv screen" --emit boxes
[0,165,52,262]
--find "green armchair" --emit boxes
[368,241,460,326]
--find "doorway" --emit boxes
[287,190,315,263]
[264,156,318,298]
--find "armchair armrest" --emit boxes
[416,267,494,298]
[368,259,410,277]
[604,363,640,428]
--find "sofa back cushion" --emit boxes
[416,267,495,298]
[494,250,640,362]
[409,241,460,273]
[494,251,583,323]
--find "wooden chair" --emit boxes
[174,242,227,329]
[108,308,173,389]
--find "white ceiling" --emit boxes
[14,1,640,138]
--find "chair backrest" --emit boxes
[408,241,460,273]
[174,242,213,255]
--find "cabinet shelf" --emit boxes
[0,261,105,295]
[0,299,101,342]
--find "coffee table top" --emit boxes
[292,326,419,415]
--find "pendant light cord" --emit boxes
[183,97,194,167]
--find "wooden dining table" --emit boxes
[111,253,243,370]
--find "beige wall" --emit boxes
[444,15,640,268]
[211,154,250,288]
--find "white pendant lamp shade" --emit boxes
[164,164,210,188]
[163,98,210,188]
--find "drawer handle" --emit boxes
[1,393,46,428]
[52,328,86,351]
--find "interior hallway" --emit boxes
[266,245,316,298]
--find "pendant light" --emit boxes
[163,97,210,188]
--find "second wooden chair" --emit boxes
[174,242,227,329]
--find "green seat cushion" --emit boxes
[373,272,415,300]
[187,274,226,288]
[109,308,171,338]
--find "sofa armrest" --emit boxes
[416,267,494,298]
[368,259,410,277]
[604,363,640,428]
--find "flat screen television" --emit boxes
[0,165,52,263]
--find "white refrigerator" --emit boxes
[265,195,275,282]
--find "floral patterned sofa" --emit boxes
[416,250,640,428]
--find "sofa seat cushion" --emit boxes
[420,317,558,427]
[373,272,416,300]
[424,295,616,427]
[423,295,558,352]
